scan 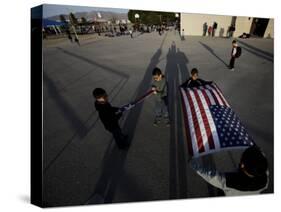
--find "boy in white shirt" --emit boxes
[229,40,238,71]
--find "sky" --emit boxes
[43,4,129,18]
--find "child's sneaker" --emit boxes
[230,68,235,71]
[153,119,161,126]
[163,116,170,127]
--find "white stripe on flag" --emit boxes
[206,85,224,106]
[213,84,230,107]
[197,89,221,150]
[188,89,210,152]
[180,88,199,156]
[204,88,216,105]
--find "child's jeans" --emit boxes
[111,127,127,148]
[229,56,236,68]
[154,96,169,122]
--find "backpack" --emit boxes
[235,46,242,58]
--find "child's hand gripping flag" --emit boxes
[116,89,154,114]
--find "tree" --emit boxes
[59,14,67,23]
[59,14,69,32]
[128,10,176,25]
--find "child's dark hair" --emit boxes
[93,88,107,98]
[232,40,237,44]
[152,67,162,76]
[240,146,268,177]
[191,68,199,76]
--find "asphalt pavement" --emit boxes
[42,30,273,207]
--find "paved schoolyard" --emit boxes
[42,30,273,206]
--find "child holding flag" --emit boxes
[93,88,129,149]
[151,67,170,127]
[190,146,269,196]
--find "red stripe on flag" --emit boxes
[200,88,211,106]
[205,86,221,105]
[193,89,215,150]
[186,89,205,153]
[180,88,194,156]
[209,84,227,106]
[213,83,230,107]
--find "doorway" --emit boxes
[250,18,269,37]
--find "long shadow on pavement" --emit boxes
[43,72,88,138]
[165,41,189,199]
[56,47,130,79]
[199,41,229,67]
[167,42,224,198]
[85,143,129,204]
[43,76,128,173]
[237,40,273,58]
[85,32,168,204]
[44,65,109,102]
[121,32,168,143]
[85,144,151,204]
[43,46,132,172]
[236,40,273,62]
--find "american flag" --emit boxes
[180,83,255,158]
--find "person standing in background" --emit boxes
[229,40,240,71]
[203,22,208,36]
[212,22,218,37]
[208,26,212,36]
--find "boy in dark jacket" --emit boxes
[93,88,128,149]
[180,68,213,88]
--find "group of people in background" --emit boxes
[203,21,236,38]
[103,24,170,38]
[62,22,172,45]
[203,21,218,37]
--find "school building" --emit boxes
[180,13,274,38]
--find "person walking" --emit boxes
[228,25,236,38]
[129,29,133,38]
